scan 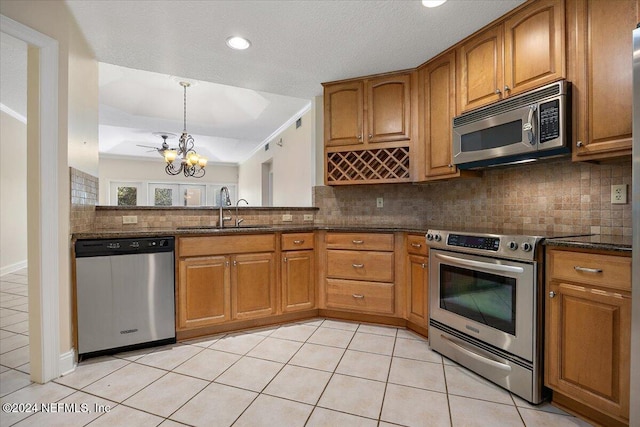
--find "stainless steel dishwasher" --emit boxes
[74,236,176,359]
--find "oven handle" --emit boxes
[440,334,512,374]
[434,253,525,274]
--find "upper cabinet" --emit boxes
[458,0,565,113]
[568,0,638,161]
[323,71,415,185]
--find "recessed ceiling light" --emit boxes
[226,36,251,50]
[422,0,446,7]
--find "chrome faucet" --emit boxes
[235,199,249,227]
[219,187,232,228]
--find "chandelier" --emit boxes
[163,81,207,178]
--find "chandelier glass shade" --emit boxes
[164,82,207,178]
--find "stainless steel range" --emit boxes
[427,228,549,404]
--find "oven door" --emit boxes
[452,103,537,166]
[429,249,535,361]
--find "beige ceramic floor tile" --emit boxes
[0,369,31,397]
[320,319,359,331]
[54,357,129,390]
[246,337,302,363]
[396,328,428,341]
[0,330,15,339]
[263,364,332,405]
[123,372,208,418]
[158,420,188,427]
[295,318,325,327]
[511,394,574,415]
[306,407,378,427]
[83,362,166,402]
[269,323,318,342]
[317,373,386,419]
[393,338,442,363]
[0,365,9,373]
[111,346,156,362]
[0,312,28,328]
[347,332,395,356]
[0,345,30,368]
[181,333,226,348]
[214,356,283,392]
[0,381,75,425]
[233,394,313,427]
[288,343,345,372]
[449,395,523,427]
[335,349,391,382]
[518,407,594,426]
[3,320,29,334]
[85,404,164,427]
[381,383,451,427]
[388,357,446,393]
[307,327,355,348]
[209,332,266,355]
[135,344,202,371]
[173,348,241,381]
[356,324,398,337]
[444,365,513,405]
[0,333,29,354]
[15,362,30,375]
[0,297,28,309]
[170,382,257,427]
[13,391,116,427]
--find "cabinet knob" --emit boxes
[504,85,510,92]
[293,240,304,245]
[411,243,422,248]
[368,134,372,139]
[495,88,502,95]
[233,260,237,266]
[549,291,556,298]
[448,164,453,168]
[421,263,426,269]
[283,257,287,263]
[576,141,583,148]
[358,135,363,141]
[225,261,229,267]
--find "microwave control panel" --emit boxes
[538,99,560,144]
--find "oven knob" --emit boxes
[434,234,442,242]
[426,233,434,241]
[508,241,518,250]
[522,242,533,252]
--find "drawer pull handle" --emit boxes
[411,243,422,248]
[352,240,364,244]
[293,240,304,244]
[283,257,287,263]
[352,263,364,268]
[352,294,365,299]
[574,266,603,274]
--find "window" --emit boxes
[109,181,236,206]
[110,182,145,206]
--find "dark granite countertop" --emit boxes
[544,235,632,253]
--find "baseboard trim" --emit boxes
[59,349,76,376]
[0,260,28,277]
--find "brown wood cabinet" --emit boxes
[405,234,428,327]
[546,248,632,426]
[568,0,638,161]
[457,0,565,112]
[323,232,396,315]
[323,72,414,185]
[232,252,277,320]
[281,233,315,313]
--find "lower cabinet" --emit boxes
[282,250,315,312]
[406,234,429,327]
[545,248,631,426]
[232,253,276,320]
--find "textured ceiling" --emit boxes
[2,0,526,164]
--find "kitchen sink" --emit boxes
[176,225,271,231]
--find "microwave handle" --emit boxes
[524,105,537,145]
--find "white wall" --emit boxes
[0,111,27,274]
[98,156,239,204]
[238,107,314,206]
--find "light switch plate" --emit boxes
[303,214,314,221]
[122,215,138,224]
[282,214,293,222]
[611,184,627,204]
[376,197,384,208]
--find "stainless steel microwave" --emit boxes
[453,80,570,169]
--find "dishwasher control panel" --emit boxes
[75,237,175,257]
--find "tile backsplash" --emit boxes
[70,168,98,233]
[313,158,632,236]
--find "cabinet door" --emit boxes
[232,253,276,320]
[324,81,364,147]
[504,0,565,96]
[570,0,638,160]
[178,256,230,329]
[546,281,631,421]
[457,24,504,112]
[407,254,428,326]
[420,51,458,179]
[366,74,412,143]
[282,250,315,312]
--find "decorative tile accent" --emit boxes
[70,168,98,233]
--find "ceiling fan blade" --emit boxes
[136,144,159,149]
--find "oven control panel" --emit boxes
[446,234,500,251]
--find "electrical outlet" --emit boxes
[611,184,627,204]
[282,214,293,222]
[376,197,384,208]
[122,215,138,224]
[303,214,314,221]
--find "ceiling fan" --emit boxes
[136,132,176,156]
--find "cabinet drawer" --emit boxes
[326,250,394,282]
[178,234,275,257]
[326,232,394,251]
[282,233,314,251]
[406,234,428,256]
[326,279,394,314]
[547,250,631,291]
